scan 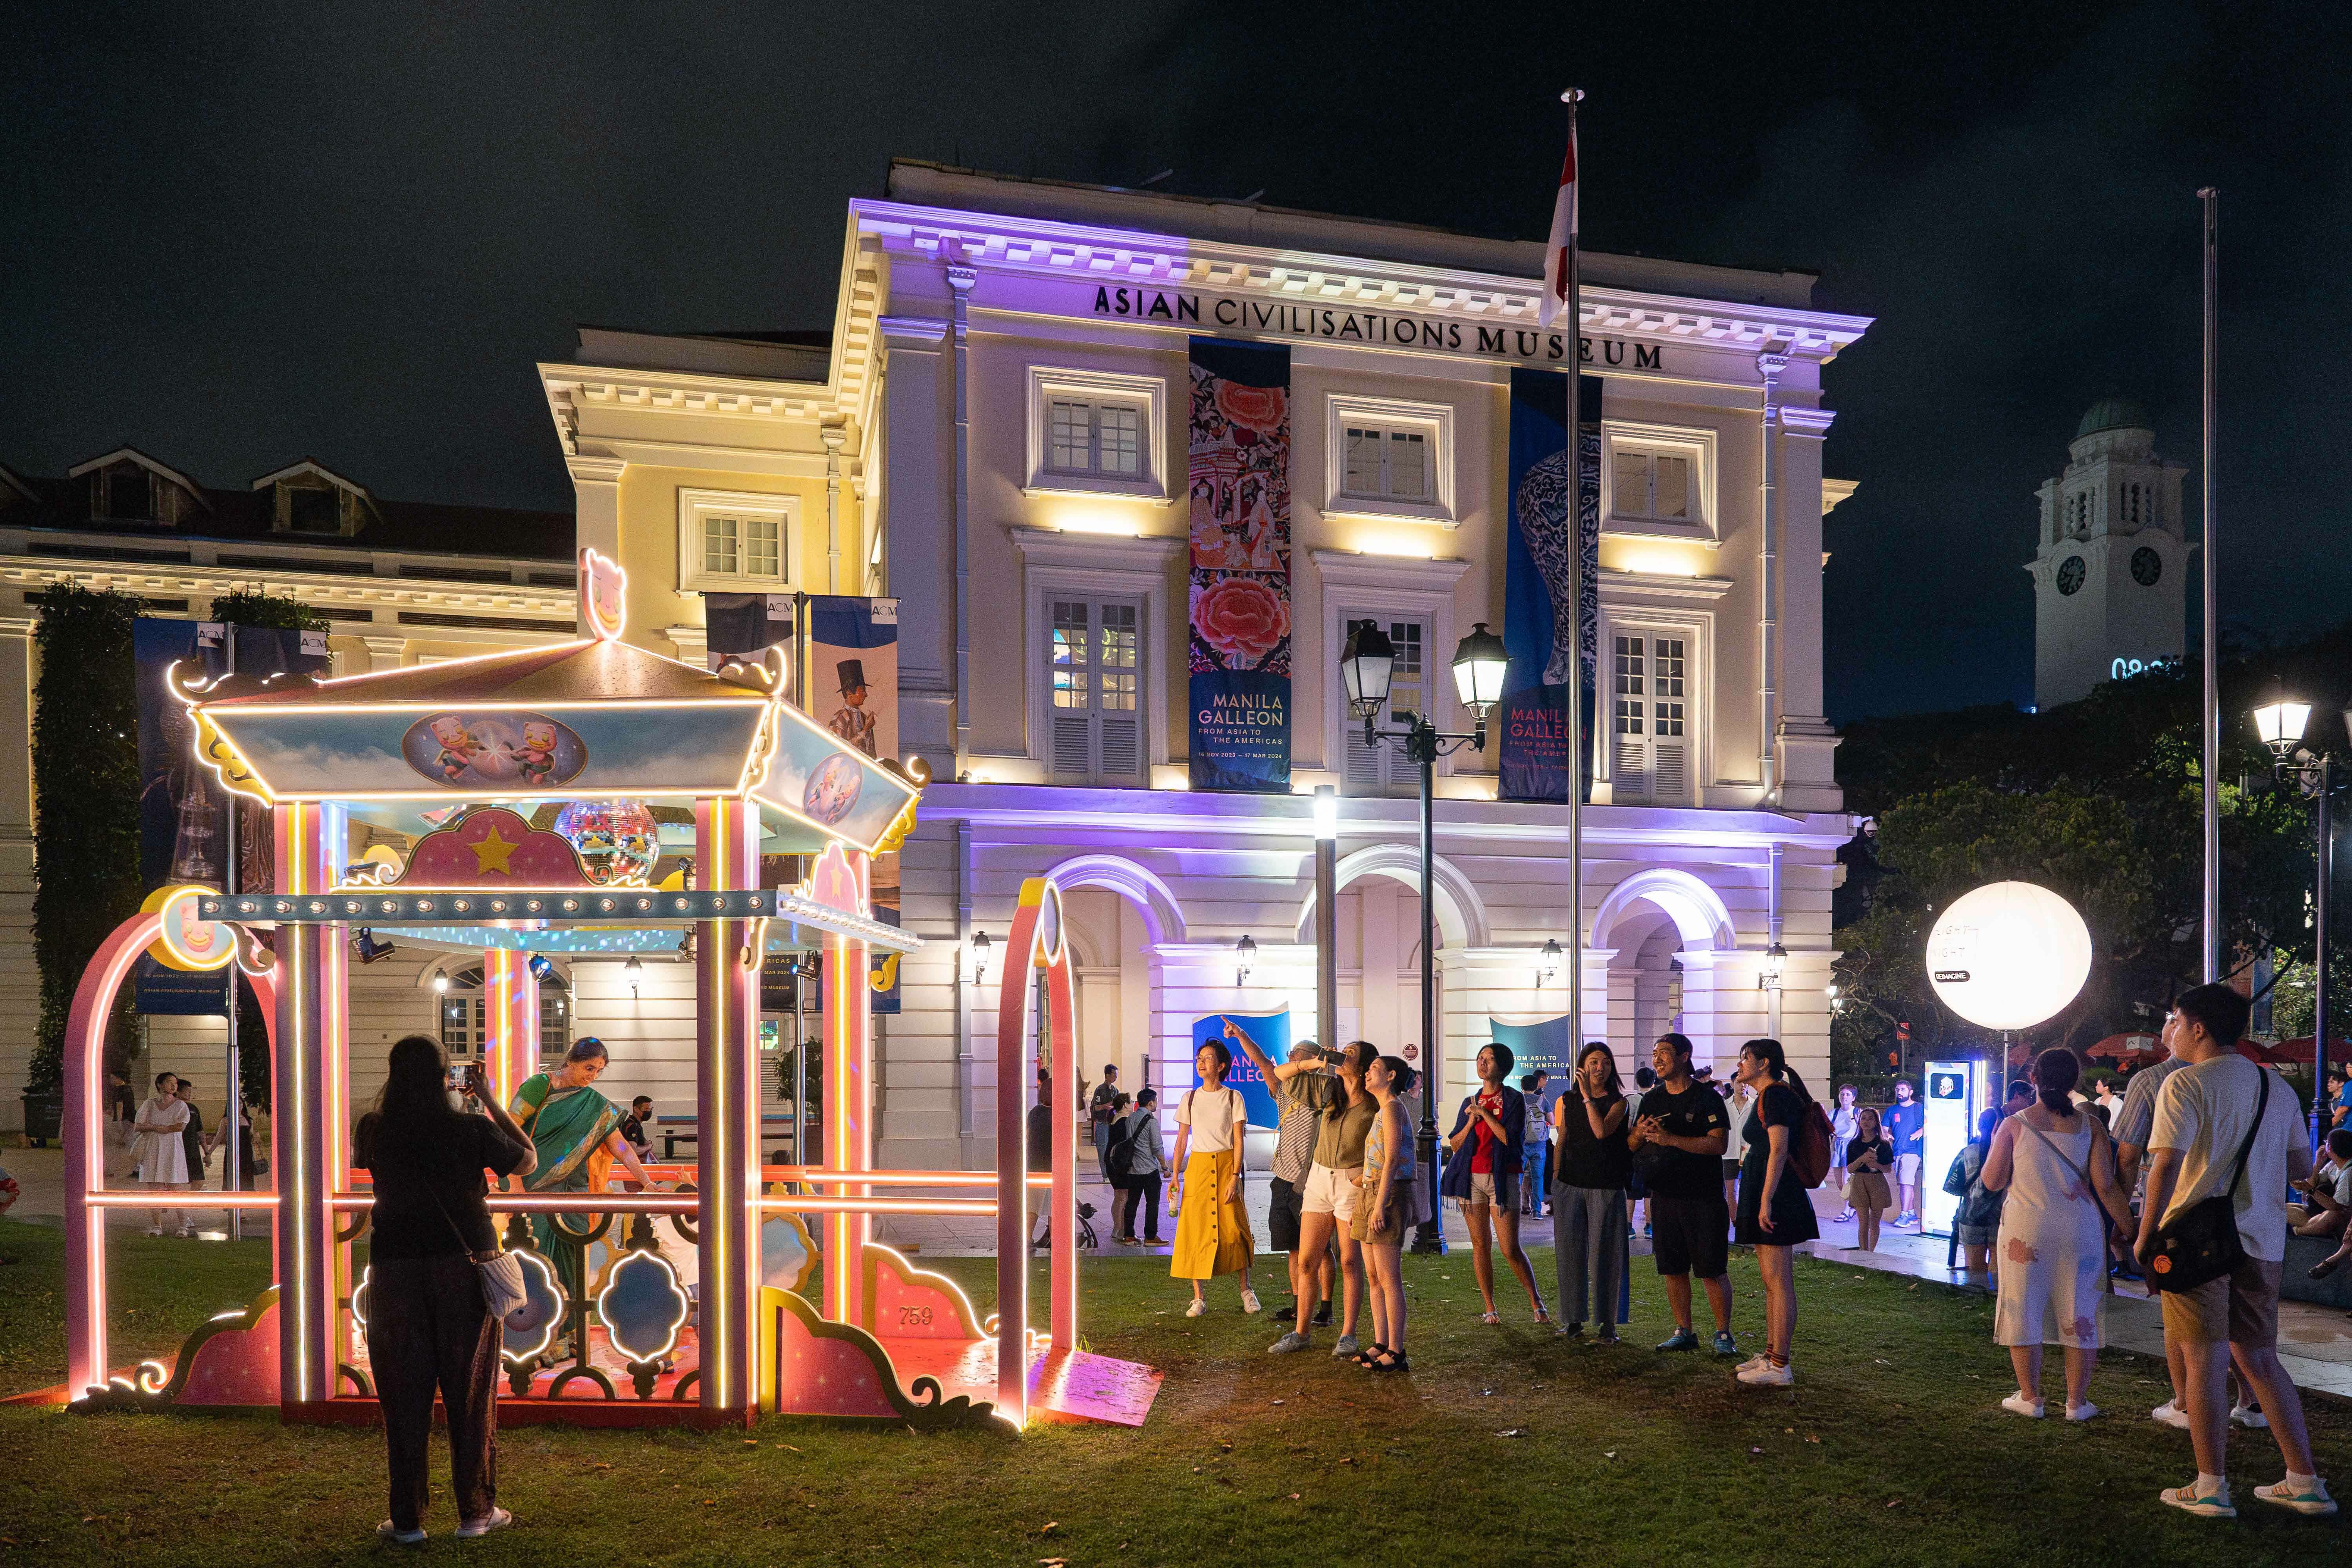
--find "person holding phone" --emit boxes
[1441,1043,1548,1326]
[1352,1054,1418,1372]
[1552,1042,1630,1340]
[356,1036,536,1543]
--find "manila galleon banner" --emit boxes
[1186,338,1292,792]
[1499,369,1601,802]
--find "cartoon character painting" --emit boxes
[802,753,864,827]
[403,711,587,790]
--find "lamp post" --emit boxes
[1234,933,1257,988]
[1314,786,1339,1054]
[2253,696,2351,1149]
[1341,618,1509,1254]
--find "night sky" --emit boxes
[9,2,2349,719]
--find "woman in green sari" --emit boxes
[509,1037,657,1327]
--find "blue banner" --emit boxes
[1187,338,1292,792]
[1490,1013,1577,1122]
[1499,370,1600,802]
[1191,1008,1289,1131]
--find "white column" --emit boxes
[0,616,34,1129]
[565,455,624,637]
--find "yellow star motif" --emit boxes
[471,827,517,876]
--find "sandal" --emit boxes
[1368,1348,1412,1374]
[1479,1311,1502,1326]
[1533,1302,1552,1326]
[2311,1256,2345,1281]
[1351,1342,1387,1367]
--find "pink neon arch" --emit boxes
[66,912,276,1400]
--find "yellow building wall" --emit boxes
[612,465,834,661]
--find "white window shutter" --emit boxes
[1051,713,1094,777]
[1099,712,1141,780]
[1651,740,1685,802]
[1612,731,1649,801]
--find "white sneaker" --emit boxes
[1267,1331,1308,1354]
[1240,1288,1263,1314]
[1184,1298,1207,1318]
[2252,1478,2337,1517]
[2160,1483,2235,1519]
[2001,1393,2046,1419]
[376,1521,426,1545]
[2230,1402,2270,1430]
[2150,1399,2191,1430]
[1735,1353,1770,1375]
[1331,1333,1360,1358]
[144,1227,163,1238]
[1735,1359,1794,1387]
[2065,1401,2100,1423]
[456,1506,513,1538]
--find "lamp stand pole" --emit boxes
[2316,755,2333,1151]
[1408,721,1445,1253]
[1316,805,1338,1058]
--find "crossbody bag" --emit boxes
[429,1187,534,1328]
[2144,1065,2270,1294]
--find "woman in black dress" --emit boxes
[1731,1038,1818,1387]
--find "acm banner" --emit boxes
[1498,369,1601,802]
[1187,338,1292,792]
[133,618,327,1014]
[806,596,902,1014]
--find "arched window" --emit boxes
[437,962,571,1060]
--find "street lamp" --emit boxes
[969,929,992,986]
[1341,617,1508,1253]
[1757,942,1787,991]
[1537,938,1562,988]
[2252,694,2352,1149]
[1234,933,1257,987]
[624,954,644,999]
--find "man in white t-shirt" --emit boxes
[2137,982,2334,1519]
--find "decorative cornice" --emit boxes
[1007,525,1185,570]
[1779,406,1837,436]
[1597,569,1738,603]
[1308,547,1473,591]
[1,558,575,628]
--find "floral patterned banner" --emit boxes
[1186,338,1292,792]
[1499,368,1600,802]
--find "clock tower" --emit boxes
[2026,399,2191,710]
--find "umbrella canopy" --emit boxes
[2086,1033,2161,1063]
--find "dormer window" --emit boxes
[286,485,343,534]
[107,465,151,521]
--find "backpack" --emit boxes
[1789,1093,1835,1188]
[1106,1114,1140,1184]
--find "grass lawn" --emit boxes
[0,1214,2345,1565]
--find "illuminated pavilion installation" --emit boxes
[56,550,1158,1430]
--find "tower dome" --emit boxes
[2075,397,2153,441]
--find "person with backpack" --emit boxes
[1730,1037,1824,1387]
[1110,1088,1165,1245]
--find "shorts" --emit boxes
[1457,1165,1521,1213]
[1267,1175,1304,1254]
[1893,1153,1922,1184]
[1649,1192,1731,1279]
[2158,1252,2282,1350]
[1301,1161,1361,1222]
[1351,1179,1416,1245]
[1846,1171,1893,1213]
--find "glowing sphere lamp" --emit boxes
[1925,881,2092,1031]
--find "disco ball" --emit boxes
[552,799,661,887]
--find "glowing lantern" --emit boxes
[1924,881,2093,1031]
[551,799,661,887]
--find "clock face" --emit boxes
[2056,555,2086,596]
[2132,546,2162,586]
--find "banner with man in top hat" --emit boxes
[808,598,901,1012]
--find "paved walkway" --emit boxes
[11,1145,2349,1400]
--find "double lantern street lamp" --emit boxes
[2252,696,2352,1148]
[1339,619,1510,1253]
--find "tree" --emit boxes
[29,583,146,1094]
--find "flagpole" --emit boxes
[1563,87,1586,1059]
[2199,187,2220,984]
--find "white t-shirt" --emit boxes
[2150,1056,2302,1263]
[1176,1085,1247,1155]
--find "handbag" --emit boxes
[2143,1065,2269,1295]
[1941,1147,1973,1198]
[430,1189,534,1328]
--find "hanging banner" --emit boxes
[1189,1009,1288,1131]
[1488,1013,1577,1085]
[1187,338,1292,792]
[806,597,901,1012]
[1499,370,1600,802]
[134,619,327,1014]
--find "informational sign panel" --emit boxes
[1921,1058,1984,1237]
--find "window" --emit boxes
[1610,631,1690,804]
[1026,368,1167,499]
[107,465,150,521]
[1046,597,1144,784]
[678,488,796,592]
[287,486,341,534]
[1046,399,1145,479]
[1341,615,1429,797]
[1612,449,1690,521]
[437,964,571,1060]
[1341,424,1431,504]
[1600,422,1716,539]
[1323,396,1454,524]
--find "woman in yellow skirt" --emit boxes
[1166,1040,1262,1317]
